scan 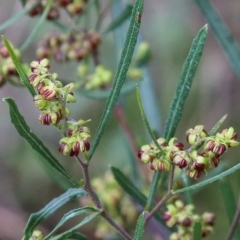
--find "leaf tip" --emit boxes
[203,24,208,32]
[2,97,11,103]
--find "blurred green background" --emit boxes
[1,0,240,239]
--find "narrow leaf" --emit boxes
[111,167,163,223]
[0,2,37,32]
[111,166,146,206]
[164,25,208,141]
[105,4,133,33]
[220,179,240,239]
[209,114,227,136]
[44,207,100,239]
[23,188,87,240]
[136,85,163,154]
[195,0,240,77]
[51,20,69,32]
[193,221,202,240]
[20,0,54,52]
[172,162,240,195]
[3,37,35,96]
[78,79,142,100]
[20,0,28,6]
[89,0,144,159]
[147,25,208,212]
[63,232,88,240]
[49,212,100,240]
[134,212,145,240]
[3,98,79,187]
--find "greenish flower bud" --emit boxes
[127,67,142,80]
[29,229,44,240]
[33,94,49,110]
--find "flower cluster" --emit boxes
[138,125,239,179]
[163,200,215,239]
[27,0,89,20]
[59,119,90,156]
[77,64,113,90]
[29,58,74,125]
[81,172,138,238]
[28,58,91,156]
[36,31,100,62]
[0,44,29,87]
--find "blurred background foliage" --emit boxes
[1,0,240,239]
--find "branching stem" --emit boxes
[226,196,240,240]
[75,156,133,240]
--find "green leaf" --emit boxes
[163,25,208,141]
[0,2,37,32]
[23,188,87,240]
[220,179,240,239]
[133,212,145,240]
[3,37,35,96]
[136,85,163,154]
[111,166,146,205]
[64,232,88,240]
[89,0,144,159]
[104,4,133,33]
[50,20,69,32]
[193,221,202,240]
[172,162,240,195]
[44,207,100,240]
[20,0,28,6]
[48,212,100,240]
[208,114,227,136]
[78,79,142,100]
[3,98,79,187]
[195,0,240,78]
[20,0,54,52]
[110,167,163,223]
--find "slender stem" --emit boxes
[145,192,172,224]
[168,164,175,192]
[226,196,240,240]
[95,2,110,31]
[145,164,175,223]
[186,137,209,153]
[75,156,133,240]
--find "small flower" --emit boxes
[186,125,208,145]
[33,94,49,110]
[150,158,170,171]
[172,150,190,169]
[39,85,57,100]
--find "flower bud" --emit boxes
[33,94,49,110]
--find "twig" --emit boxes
[226,196,240,240]
[75,156,133,240]
[145,165,175,224]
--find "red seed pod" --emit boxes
[162,213,171,222]
[138,150,144,159]
[39,86,56,100]
[59,142,67,153]
[47,7,60,20]
[39,113,52,125]
[58,0,73,7]
[28,4,43,17]
[182,217,192,227]
[84,140,90,151]
[0,46,9,58]
[174,142,184,150]
[72,142,80,156]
